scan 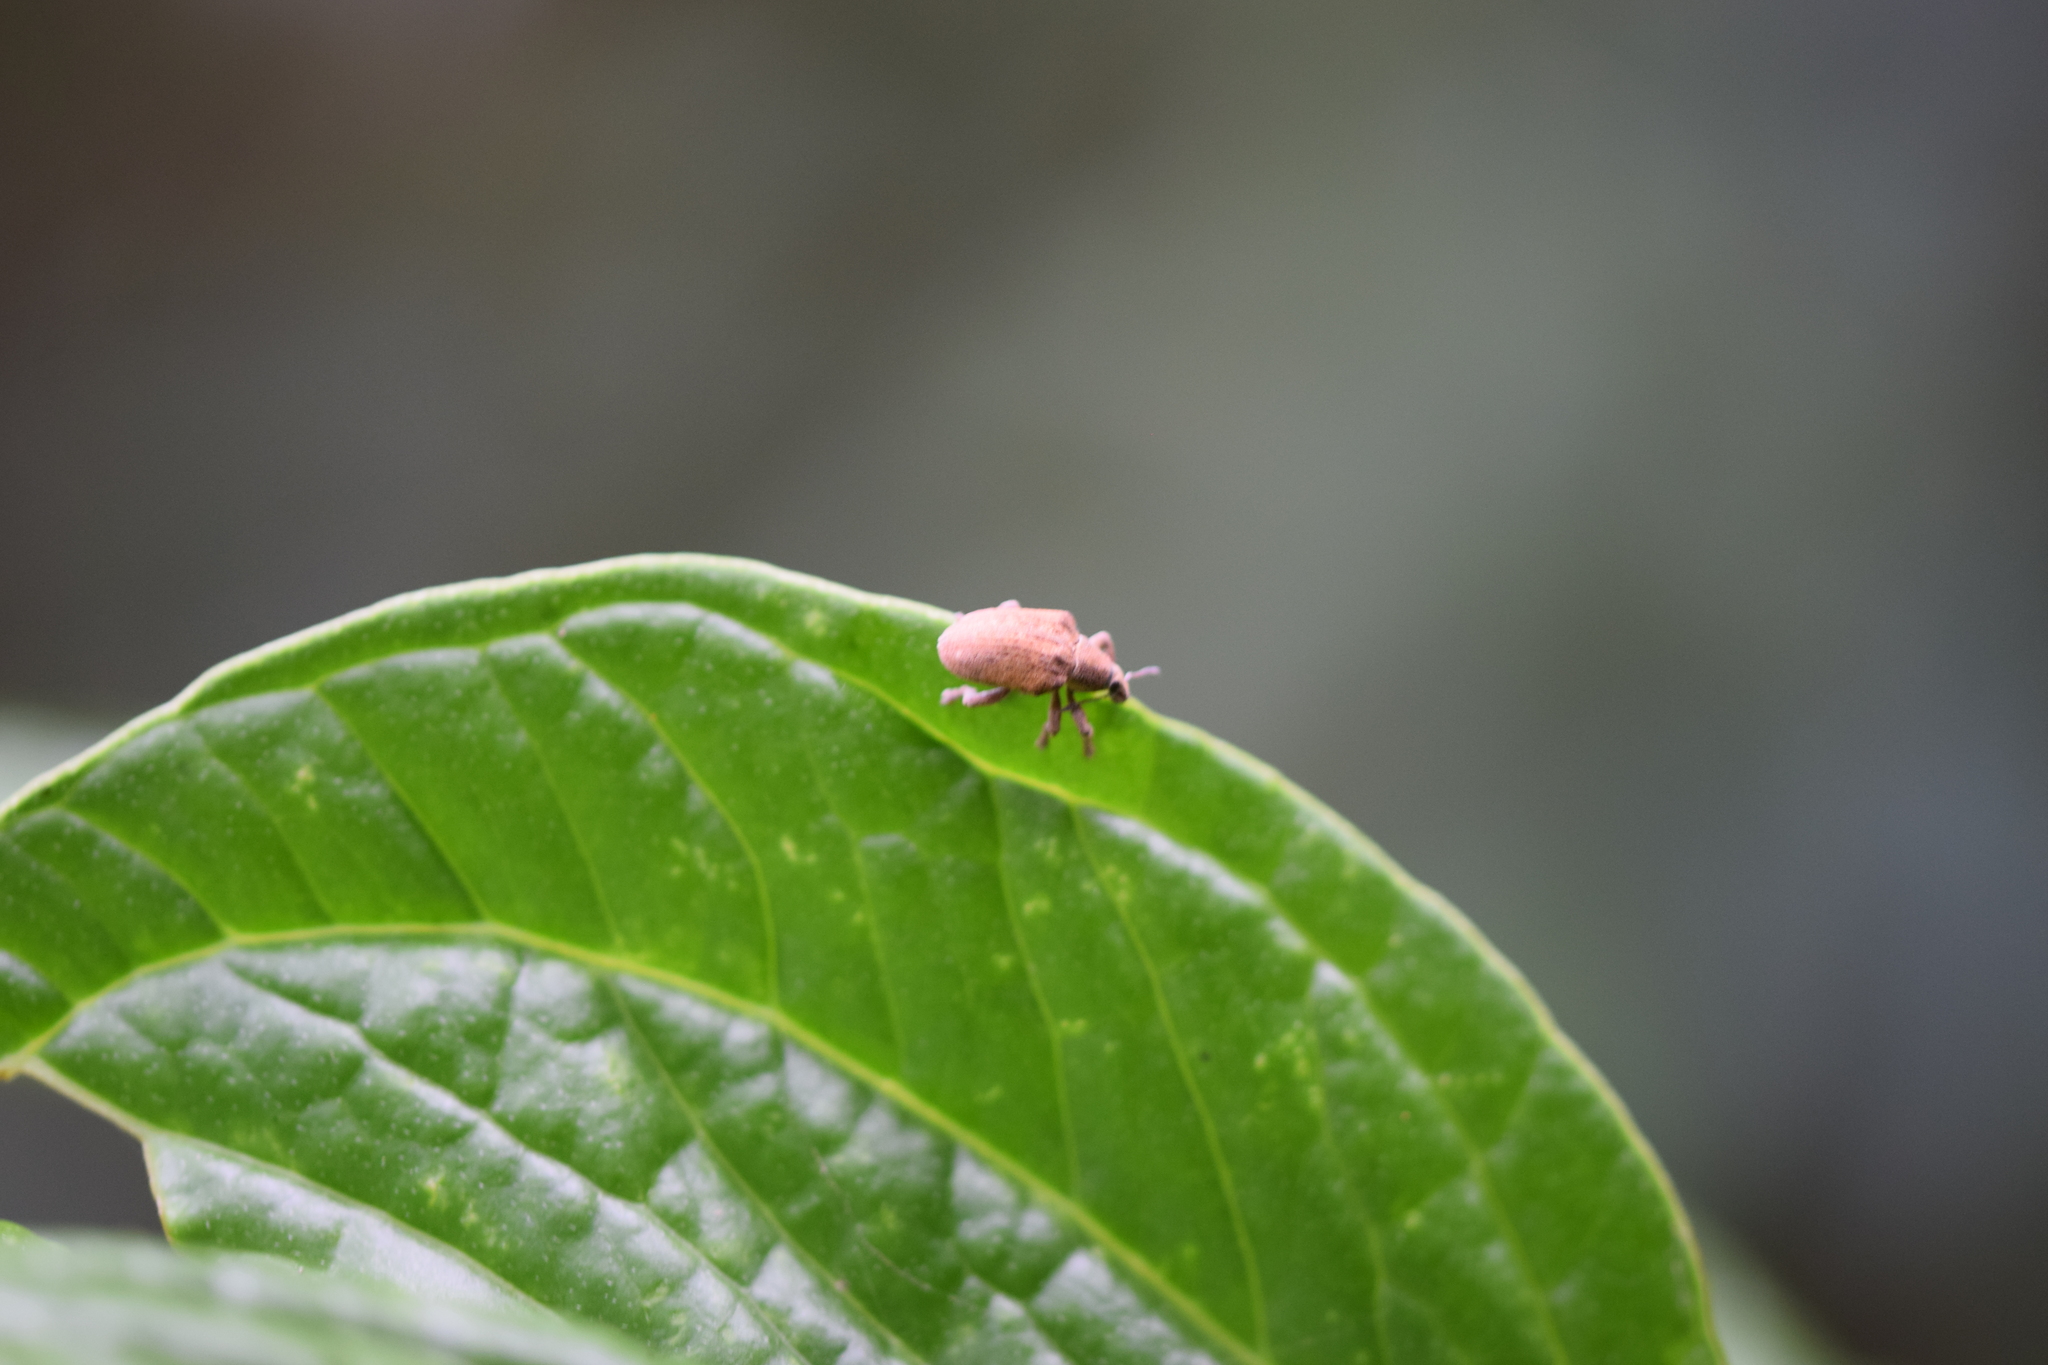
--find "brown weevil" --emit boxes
[936,600,1159,757]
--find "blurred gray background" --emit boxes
[2,2,2044,1361]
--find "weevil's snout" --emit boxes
[1107,665,1159,704]
[1117,665,1160,703]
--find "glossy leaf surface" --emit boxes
[0,1234,676,1365]
[0,556,1720,1365]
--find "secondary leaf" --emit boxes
[0,555,1720,1365]
[0,1234,679,1365]
[0,1220,46,1249]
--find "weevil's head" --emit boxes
[1071,630,1158,703]
[1068,635,1119,695]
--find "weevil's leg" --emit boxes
[1037,689,1065,748]
[1088,630,1116,663]
[942,685,1010,706]
[1068,697,1096,758]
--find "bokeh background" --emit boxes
[3,2,2045,1361]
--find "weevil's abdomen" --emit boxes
[937,606,1079,694]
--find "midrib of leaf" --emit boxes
[21,964,826,1365]
[4,799,1547,1365]
[4,914,1265,1365]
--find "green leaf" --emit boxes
[0,555,1720,1365]
[0,1233,679,1364]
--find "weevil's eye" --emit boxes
[1109,679,1129,702]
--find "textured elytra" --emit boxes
[937,607,1084,696]
[0,556,1721,1365]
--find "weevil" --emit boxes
[937,600,1159,757]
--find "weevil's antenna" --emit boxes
[1109,664,1159,703]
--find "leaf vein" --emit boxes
[199,960,823,1365]
[184,719,335,926]
[308,685,491,926]
[984,779,1080,1196]
[13,919,1268,1365]
[559,641,780,1010]
[45,809,240,949]
[1068,807,1270,1359]
[604,976,925,1365]
[798,742,904,1077]
[1343,984,1569,1365]
[477,653,625,954]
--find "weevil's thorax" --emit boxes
[936,606,1080,694]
